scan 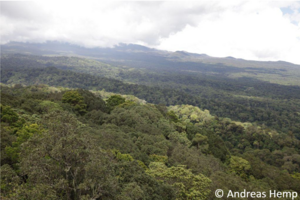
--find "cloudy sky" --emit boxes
[1,1,300,64]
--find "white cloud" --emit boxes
[1,1,300,64]
[157,2,300,64]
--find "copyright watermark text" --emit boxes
[215,189,298,200]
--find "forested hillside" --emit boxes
[2,2,300,199]
[2,42,300,85]
[2,55,300,140]
[1,84,300,199]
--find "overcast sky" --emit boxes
[1,1,300,64]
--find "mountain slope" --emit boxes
[1,84,300,199]
[2,41,300,85]
[2,56,300,139]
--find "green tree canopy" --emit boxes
[147,162,212,200]
[0,104,19,125]
[229,156,251,180]
[62,90,87,115]
[106,95,126,111]
[17,111,118,199]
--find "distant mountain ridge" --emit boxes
[2,41,298,67]
[2,41,300,86]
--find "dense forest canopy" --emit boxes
[2,55,300,139]
[1,84,300,199]
[1,52,300,199]
[2,42,300,85]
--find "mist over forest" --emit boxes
[1,1,300,200]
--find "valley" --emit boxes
[1,42,300,199]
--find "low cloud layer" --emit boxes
[1,1,300,64]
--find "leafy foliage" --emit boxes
[106,95,126,111]
[1,75,300,198]
[147,162,212,200]
[2,55,300,140]
[62,90,87,115]
[6,124,42,163]
[0,104,20,125]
